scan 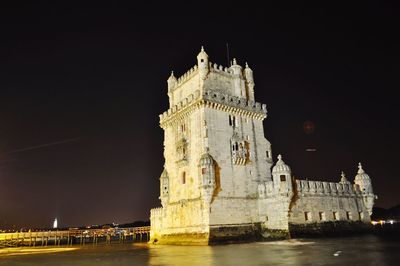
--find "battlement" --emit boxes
[209,61,232,75]
[150,207,163,217]
[159,89,267,127]
[295,179,361,197]
[173,65,199,89]
[170,60,244,92]
[203,90,266,114]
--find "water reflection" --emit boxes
[0,247,78,257]
[148,245,214,266]
[0,235,397,266]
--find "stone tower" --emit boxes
[150,47,273,244]
[150,47,376,245]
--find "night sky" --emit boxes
[0,2,398,229]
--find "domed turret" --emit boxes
[272,155,293,194]
[199,153,214,167]
[354,162,376,215]
[159,168,169,206]
[340,171,349,183]
[198,153,216,203]
[197,46,209,80]
[272,154,291,174]
[167,71,177,92]
[354,163,373,194]
[229,58,243,76]
[244,62,254,83]
[243,62,255,101]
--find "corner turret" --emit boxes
[340,171,349,183]
[272,155,293,194]
[198,153,216,203]
[354,163,376,215]
[229,58,243,76]
[244,62,255,101]
[159,168,169,207]
[197,46,209,80]
[167,71,177,92]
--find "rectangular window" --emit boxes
[346,211,352,220]
[201,168,207,175]
[182,172,186,184]
[319,212,326,221]
[266,150,270,158]
[305,212,312,221]
[280,175,286,182]
[359,212,364,220]
[333,211,339,221]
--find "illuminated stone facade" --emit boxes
[150,47,376,245]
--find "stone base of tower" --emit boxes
[288,221,373,238]
[209,223,289,244]
[150,232,210,245]
[150,223,291,245]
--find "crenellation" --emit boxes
[171,65,199,89]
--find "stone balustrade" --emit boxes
[295,179,361,196]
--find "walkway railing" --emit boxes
[0,226,150,248]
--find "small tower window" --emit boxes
[280,175,286,182]
[201,168,207,175]
[359,212,364,220]
[319,212,326,221]
[266,150,270,158]
[346,211,352,220]
[304,212,312,221]
[333,211,339,221]
[229,115,237,128]
[201,59,204,62]
[182,172,186,184]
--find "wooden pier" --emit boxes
[0,226,150,248]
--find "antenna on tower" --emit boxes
[226,43,230,67]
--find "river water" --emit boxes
[0,234,399,265]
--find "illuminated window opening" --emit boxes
[229,115,237,128]
[333,211,339,221]
[346,211,352,220]
[305,212,312,221]
[280,175,286,182]
[319,212,326,221]
[201,168,207,175]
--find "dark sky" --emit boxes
[0,2,398,229]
